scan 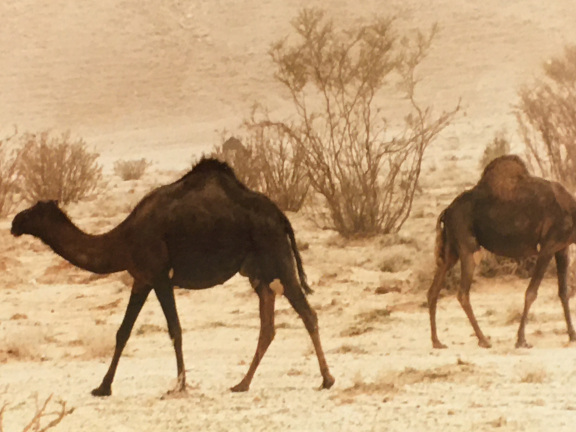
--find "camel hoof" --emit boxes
[478,339,492,349]
[161,387,188,400]
[230,382,249,393]
[320,375,335,390]
[515,340,532,349]
[91,386,111,397]
[432,341,448,349]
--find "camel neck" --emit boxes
[40,216,127,274]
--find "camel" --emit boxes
[11,158,335,396]
[427,154,576,349]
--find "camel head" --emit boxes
[11,200,61,237]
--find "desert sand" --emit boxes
[2,1,576,431]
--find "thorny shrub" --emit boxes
[17,131,102,204]
[210,126,309,212]
[255,8,458,237]
[0,394,73,431]
[113,158,151,181]
[479,130,511,170]
[517,45,576,191]
[0,128,21,216]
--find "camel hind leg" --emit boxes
[282,273,335,390]
[555,248,576,342]
[231,279,276,392]
[427,252,458,349]
[516,252,554,348]
[457,251,491,348]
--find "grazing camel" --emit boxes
[427,155,576,349]
[11,158,335,396]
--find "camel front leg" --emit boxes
[155,282,186,394]
[231,282,276,392]
[92,282,152,396]
[555,249,576,342]
[516,253,553,348]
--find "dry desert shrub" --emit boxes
[17,130,102,204]
[479,130,511,171]
[517,45,576,192]
[0,394,72,432]
[257,8,458,237]
[0,128,21,216]
[113,158,152,181]
[210,127,309,212]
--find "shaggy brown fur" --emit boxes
[11,158,335,395]
[428,155,576,349]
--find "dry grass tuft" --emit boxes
[74,327,115,360]
[332,344,368,355]
[136,323,165,336]
[0,328,47,362]
[335,360,479,403]
[355,308,391,324]
[0,393,73,432]
[518,367,547,384]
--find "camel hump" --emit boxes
[478,155,530,200]
[191,157,237,177]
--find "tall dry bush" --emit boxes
[210,127,309,212]
[0,128,21,216]
[517,45,576,191]
[17,131,102,204]
[257,9,458,237]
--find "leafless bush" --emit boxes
[209,136,260,190]
[114,158,151,181]
[479,130,511,170]
[0,394,73,432]
[517,45,576,191]
[0,128,21,216]
[17,131,102,204]
[210,127,309,211]
[478,253,536,279]
[259,9,458,237]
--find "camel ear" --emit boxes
[49,200,59,207]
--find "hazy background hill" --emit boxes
[1,0,575,168]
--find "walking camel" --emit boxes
[428,155,576,349]
[11,158,335,396]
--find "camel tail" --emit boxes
[284,215,313,295]
[435,209,448,268]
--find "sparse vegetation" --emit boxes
[254,8,458,237]
[0,128,21,216]
[16,131,102,204]
[114,158,151,181]
[480,130,511,170]
[1,328,46,362]
[0,394,73,432]
[517,45,576,191]
[519,368,547,384]
[210,127,309,211]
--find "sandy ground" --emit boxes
[2,1,576,431]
